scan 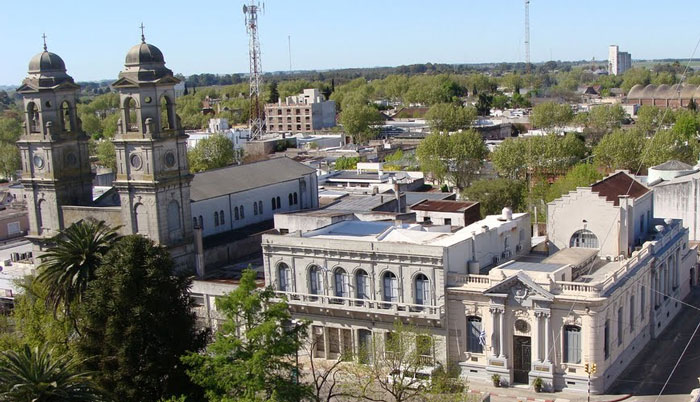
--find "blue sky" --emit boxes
[1,0,699,85]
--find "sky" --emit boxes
[1,0,699,86]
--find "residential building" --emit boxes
[265,89,336,133]
[648,160,700,242]
[186,118,249,151]
[409,199,481,227]
[608,45,632,76]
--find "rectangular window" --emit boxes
[466,317,483,353]
[563,326,581,363]
[444,218,452,225]
[617,307,623,346]
[7,222,20,235]
[630,296,635,332]
[604,320,610,359]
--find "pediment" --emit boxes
[111,77,139,88]
[483,271,554,303]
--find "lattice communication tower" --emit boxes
[243,2,265,140]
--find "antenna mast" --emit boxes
[243,2,265,140]
[525,0,530,74]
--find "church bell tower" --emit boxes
[111,29,194,266]
[16,38,93,242]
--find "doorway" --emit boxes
[513,336,531,384]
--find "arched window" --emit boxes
[563,325,581,363]
[466,316,483,353]
[356,269,370,300]
[198,215,203,229]
[278,262,291,292]
[309,265,323,295]
[124,97,138,132]
[159,95,174,130]
[294,192,298,205]
[220,210,225,225]
[240,205,244,218]
[271,197,276,210]
[569,229,599,248]
[27,102,40,133]
[60,101,73,132]
[258,201,263,214]
[36,199,46,234]
[254,202,258,215]
[276,196,281,209]
[167,200,181,230]
[134,203,148,235]
[382,271,398,303]
[289,193,293,206]
[415,274,430,305]
[234,206,239,220]
[334,268,349,298]
[214,211,219,226]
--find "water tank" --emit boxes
[501,207,513,221]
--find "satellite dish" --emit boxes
[243,4,248,13]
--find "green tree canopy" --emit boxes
[594,129,646,172]
[75,235,206,402]
[416,129,488,192]
[0,345,105,402]
[183,268,309,402]
[187,133,240,172]
[425,103,476,133]
[491,133,586,179]
[582,104,626,142]
[462,178,526,217]
[530,101,574,132]
[545,163,603,203]
[338,103,383,144]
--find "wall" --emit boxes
[652,179,700,241]
[61,206,123,231]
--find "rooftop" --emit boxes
[650,160,694,171]
[410,199,479,213]
[590,171,649,206]
[190,157,316,202]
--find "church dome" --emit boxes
[125,42,165,66]
[28,50,67,73]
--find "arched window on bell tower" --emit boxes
[27,102,40,133]
[60,101,73,132]
[124,97,138,132]
[160,95,174,130]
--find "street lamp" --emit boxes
[584,362,597,402]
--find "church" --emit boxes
[15,34,317,272]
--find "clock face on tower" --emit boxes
[130,154,143,170]
[33,155,45,170]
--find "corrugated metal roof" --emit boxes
[190,157,316,202]
[410,199,478,213]
[591,171,649,206]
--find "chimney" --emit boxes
[194,226,205,278]
[393,180,401,213]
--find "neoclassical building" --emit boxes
[263,172,697,393]
[17,37,194,268]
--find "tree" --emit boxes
[594,129,646,172]
[0,115,22,143]
[635,105,673,136]
[0,142,19,179]
[306,335,353,402]
[417,130,487,192]
[490,138,526,179]
[339,103,383,144]
[583,104,626,142]
[334,156,360,170]
[425,103,476,133]
[268,81,280,103]
[95,140,116,170]
[0,345,104,401]
[545,163,603,203]
[345,322,436,402]
[183,269,309,402]
[642,128,700,168]
[187,133,239,172]
[474,93,493,116]
[530,101,573,132]
[36,220,119,323]
[75,235,206,402]
[491,133,586,179]
[463,178,526,217]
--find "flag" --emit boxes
[479,329,487,347]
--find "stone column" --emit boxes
[499,309,505,358]
[544,312,551,363]
[533,312,542,362]
[490,307,499,357]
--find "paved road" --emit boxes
[609,287,700,401]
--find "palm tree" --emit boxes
[36,220,119,318]
[0,345,105,401]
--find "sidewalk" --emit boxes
[467,382,632,402]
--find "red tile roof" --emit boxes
[591,171,649,206]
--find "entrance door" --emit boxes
[513,336,531,384]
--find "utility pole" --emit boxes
[243,2,265,141]
[524,0,530,74]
